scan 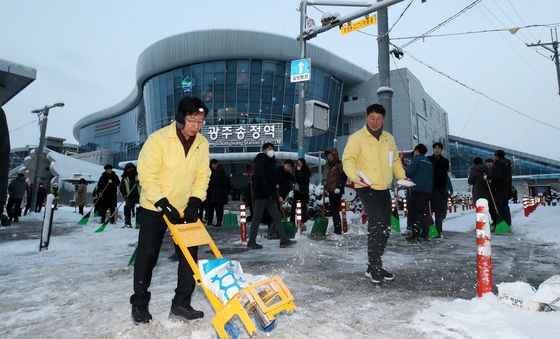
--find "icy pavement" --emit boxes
[0,204,559,338]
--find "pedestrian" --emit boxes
[489,150,513,227]
[247,143,297,249]
[291,158,311,225]
[511,186,518,204]
[324,148,346,234]
[24,183,33,215]
[342,103,406,284]
[119,163,140,227]
[96,164,120,224]
[7,173,28,223]
[130,96,211,324]
[76,178,88,215]
[467,157,497,225]
[51,182,60,209]
[201,159,219,222]
[36,183,47,212]
[405,144,434,241]
[207,163,231,227]
[427,142,449,237]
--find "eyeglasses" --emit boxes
[185,118,206,126]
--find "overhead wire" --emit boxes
[507,0,540,42]
[9,119,38,133]
[402,50,560,132]
[399,0,483,49]
[385,0,415,37]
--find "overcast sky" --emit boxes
[3,0,560,161]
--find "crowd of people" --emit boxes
[1,95,522,325]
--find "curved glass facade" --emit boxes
[448,138,560,178]
[143,59,343,153]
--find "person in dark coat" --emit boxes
[76,178,88,215]
[290,158,311,224]
[7,173,28,223]
[427,142,449,236]
[405,144,434,241]
[97,164,120,224]
[275,160,295,201]
[36,183,47,212]
[325,148,346,234]
[207,164,231,227]
[120,163,140,227]
[467,157,497,225]
[201,159,219,221]
[489,150,512,226]
[247,143,296,249]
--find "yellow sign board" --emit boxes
[340,15,377,35]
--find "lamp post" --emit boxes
[29,102,64,213]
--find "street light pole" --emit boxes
[29,103,64,213]
[298,0,308,159]
[376,0,393,133]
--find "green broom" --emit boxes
[311,193,329,237]
[77,182,110,225]
[95,183,137,233]
[427,201,439,238]
[128,245,138,266]
[391,204,400,232]
[485,178,511,234]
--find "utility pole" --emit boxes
[527,28,560,96]
[297,0,308,159]
[376,0,393,132]
[29,103,64,213]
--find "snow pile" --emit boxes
[413,293,560,339]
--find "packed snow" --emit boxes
[1,201,559,338]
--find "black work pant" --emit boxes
[124,197,138,225]
[78,205,84,215]
[356,188,391,269]
[249,197,289,243]
[130,207,198,308]
[7,198,22,221]
[410,191,431,238]
[430,189,447,234]
[290,192,309,224]
[328,192,342,234]
[207,203,225,226]
[494,194,512,226]
[99,200,116,223]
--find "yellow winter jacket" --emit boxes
[138,122,211,212]
[342,125,406,190]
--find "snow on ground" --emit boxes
[0,203,559,338]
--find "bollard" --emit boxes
[448,197,452,213]
[403,197,408,218]
[452,197,457,213]
[341,200,348,234]
[475,198,493,297]
[296,200,303,234]
[240,201,247,243]
[361,212,367,225]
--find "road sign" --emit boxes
[340,15,377,35]
[290,58,311,83]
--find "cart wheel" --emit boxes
[255,317,277,333]
[224,321,240,339]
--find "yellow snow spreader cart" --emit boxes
[164,217,296,339]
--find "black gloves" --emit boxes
[183,197,202,223]
[155,198,183,224]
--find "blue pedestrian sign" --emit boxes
[290,58,311,83]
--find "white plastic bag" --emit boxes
[532,275,560,311]
[198,258,266,304]
[497,281,540,311]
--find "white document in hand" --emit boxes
[356,171,373,187]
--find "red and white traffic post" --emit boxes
[240,201,247,242]
[295,200,303,234]
[475,198,493,297]
[341,200,348,234]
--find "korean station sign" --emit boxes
[201,123,283,148]
[340,15,377,35]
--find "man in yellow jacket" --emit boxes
[130,96,211,324]
[342,103,406,284]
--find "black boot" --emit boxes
[247,241,263,250]
[131,305,152,324]
[169,304,204,321]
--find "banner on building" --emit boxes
[201,123,283,148]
